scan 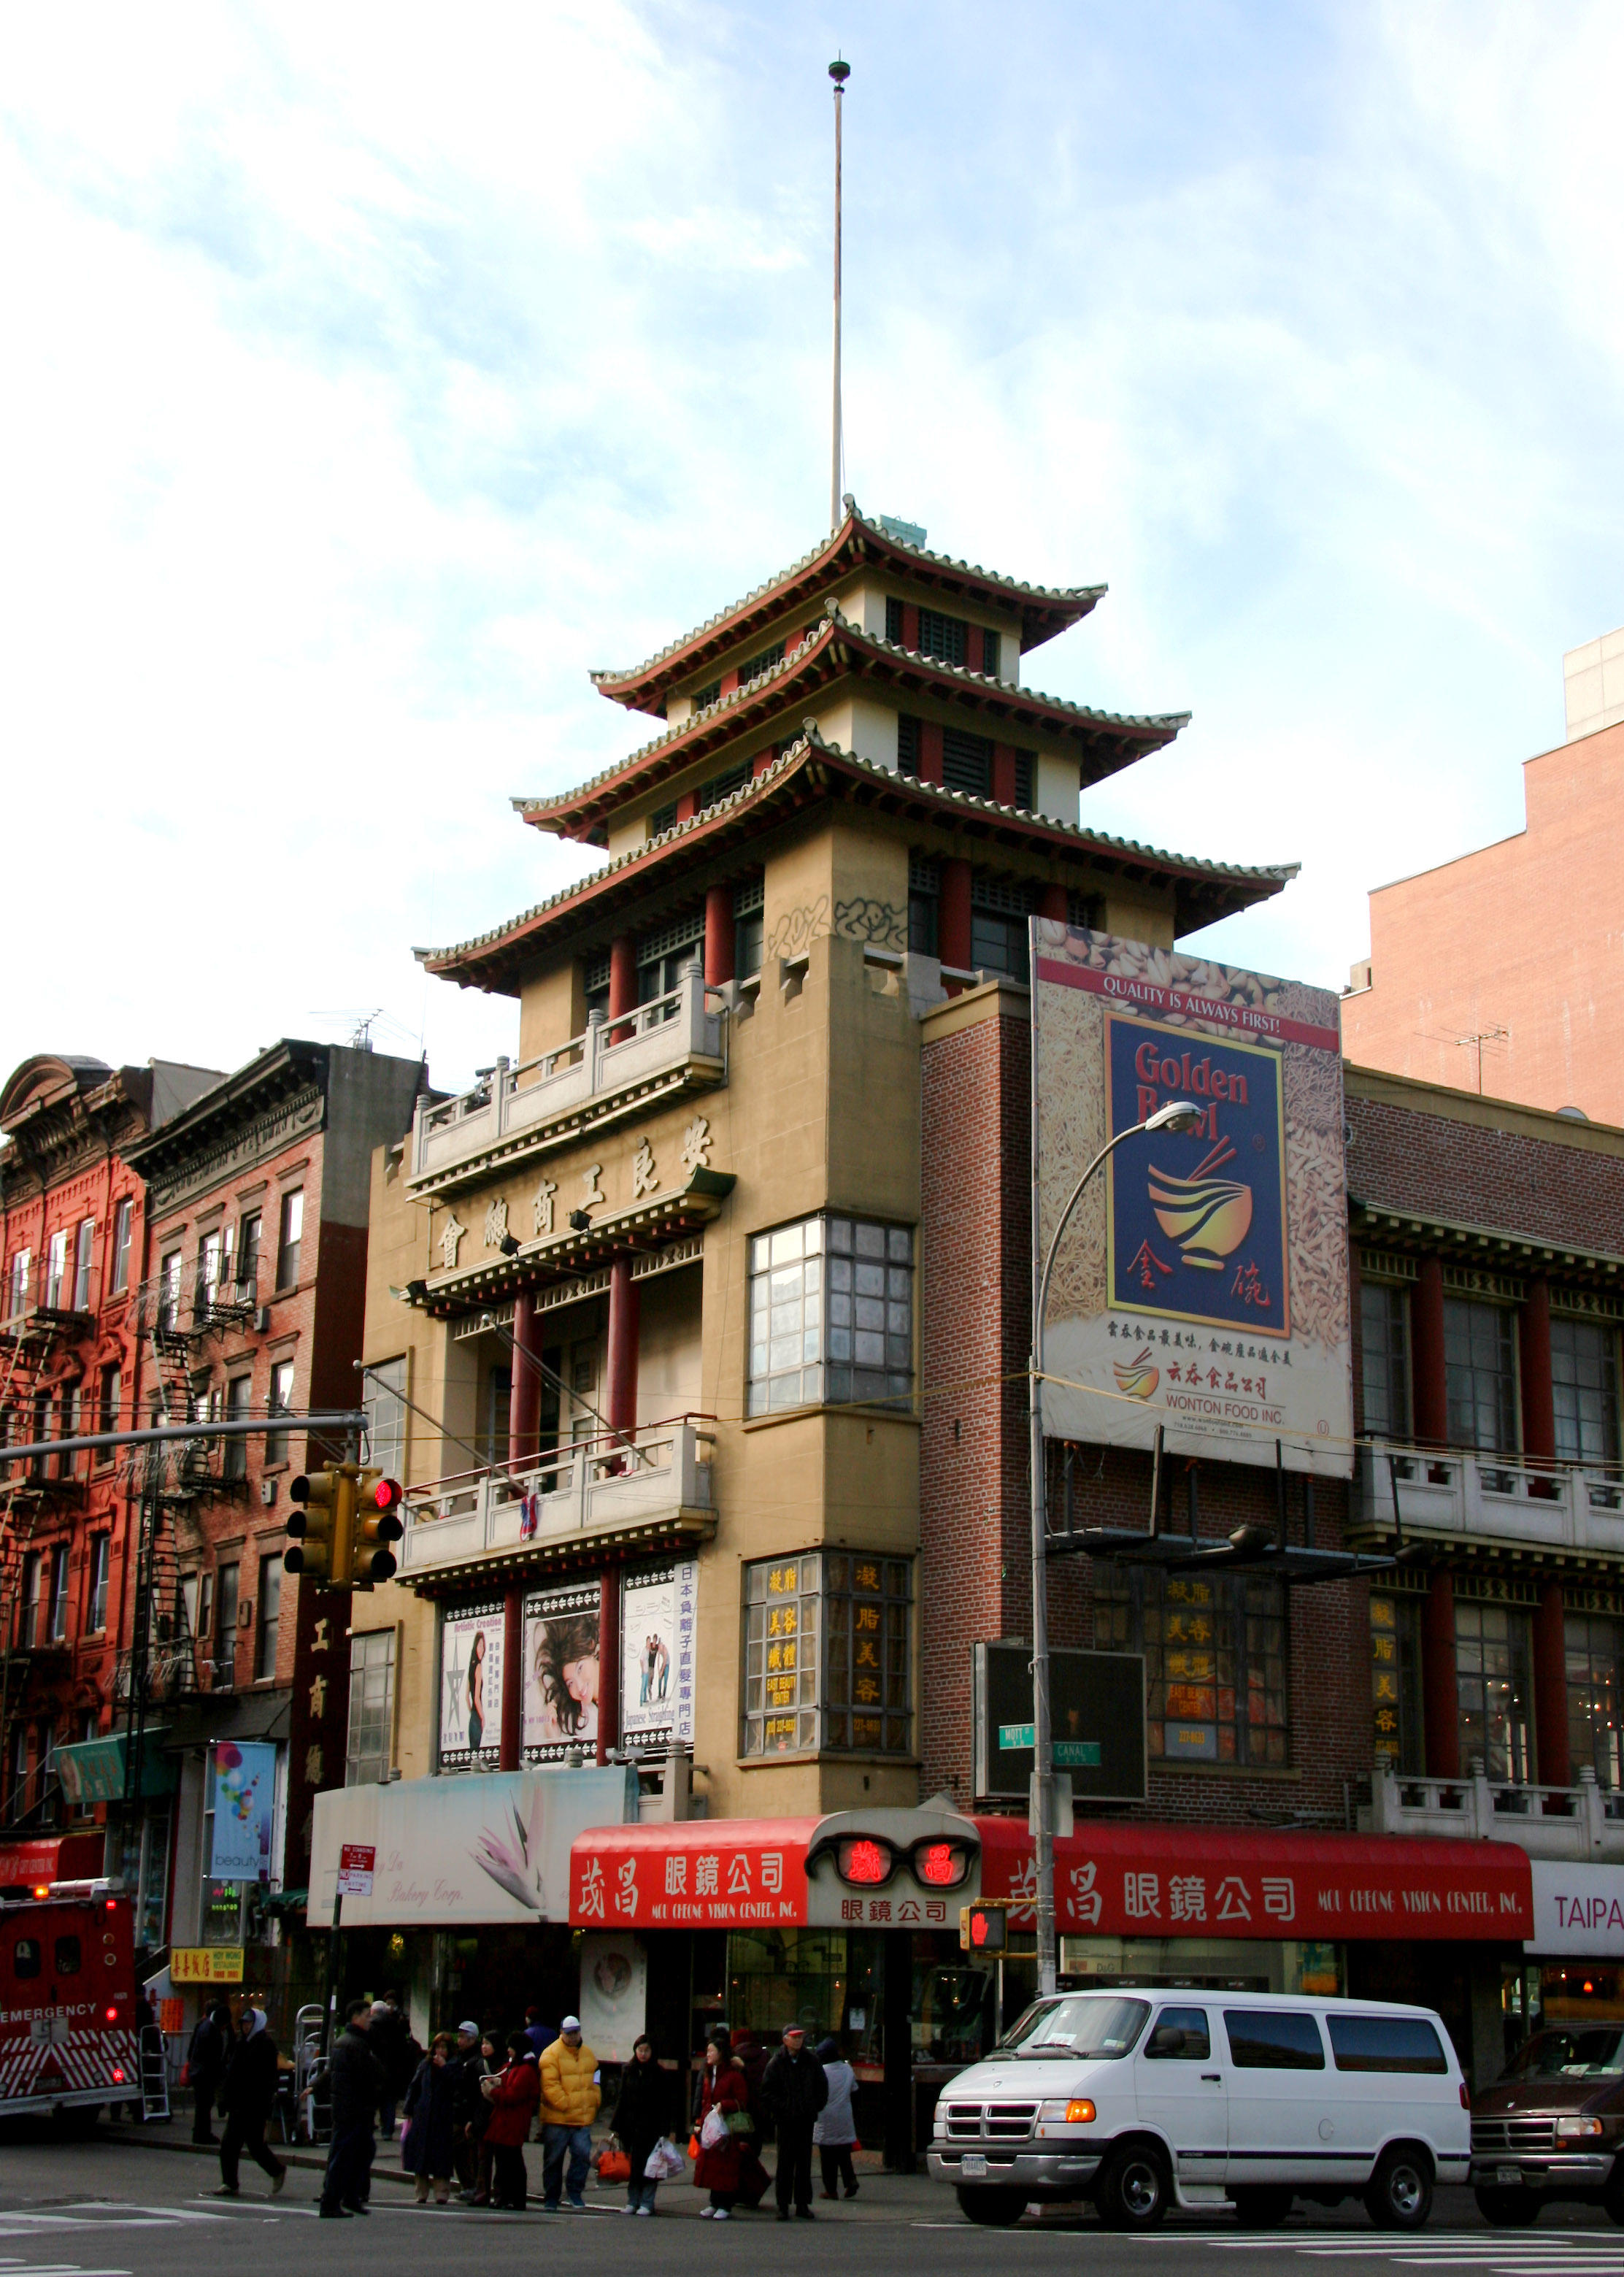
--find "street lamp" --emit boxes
[1028,1097,1204,1997]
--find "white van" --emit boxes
[929,1987,1470,2231]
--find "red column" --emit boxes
[608,934,636,1045]
[1533,1579,1570,1787]
[500,1584,524,1772]
[1412,1257,1447,1445]
[1421,1569,1460,1778]
[919,722,944,785]
[596,1570,620,1767]
[1039,883,1068,924]
[1520,1278,1555,1464]
[509,1289,541,1470]
[704,885,735,986]
[607,1259,639,1443]
[992,745,1017,807]
[939,858,972,980]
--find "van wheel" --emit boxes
[1231,2186,1293,2227]
[955,2188,1026,2227]
[1096,2142,1171,2231]
[1474,2187,1539,2227]
[1365,2146,1433,2232]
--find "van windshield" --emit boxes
[996,1996,1151,2060]
[1504,2028,1624,2081]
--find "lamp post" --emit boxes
[1028,1097,1203,1998]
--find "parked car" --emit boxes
[1471,2022,1624,2227]
[929,1987,1469,2231]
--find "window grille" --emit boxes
[896,715,920,777]
[696,759,750,813]
[690,679,721,712]
[885,596,904,644]
[733,876,764,917]
[1013,749,1034,808]
[637,910,705,965]
[941,726,993,796]
[649,802,677,838]
[982,629,1001,680]
[735,641,785,686]
[908,853,939,895]
[917,608,968,667]
[585,950,611,994]
[971,869,1035,916]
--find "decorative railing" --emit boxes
[408,965,724,1186]
[1361,1758,1624,1860]
[1356,1438,1624,1558]
[399,1416,713,1575]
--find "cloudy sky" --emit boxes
[3,2,1620,1097]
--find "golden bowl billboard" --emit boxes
[1032,923,1352,1477]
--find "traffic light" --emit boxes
[960,1901,1009,1954]
[284,1464,352,1586]
[351,1469,404,1588]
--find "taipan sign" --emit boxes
[1031,924,1352,1478]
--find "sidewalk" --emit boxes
[97,2113,945,2219]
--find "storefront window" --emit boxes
[747,1215,913,1415]
[1444,1298,1518,1454]
[1455,1600,1533,1781]
[741,1553,912,1757]
[1551,1316,1620,1467]
[1094,1566,1288,1765]
[1361,1280,1411,1438]
[1370,1592,1425,1775]
[1566,1610,1624,1789]
[1058,1935,1342,1997]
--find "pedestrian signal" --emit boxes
[959,1902,1009,1954]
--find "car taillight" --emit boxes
[1460,2082,1470,2109]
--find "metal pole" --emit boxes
[828,58,850,531]
[0,1410,368,1467]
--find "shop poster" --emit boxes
[620,1557,698,1750]
[523,1581,601,1762]
[439,1599,504,1770]
[209,1741,276,1882]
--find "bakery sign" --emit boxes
[1031,923,1353,1478]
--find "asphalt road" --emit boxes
[0,2125,1617,2277]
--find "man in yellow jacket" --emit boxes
[539,2016,601,2211]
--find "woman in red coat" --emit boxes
[480,2033,541,2210]
[693,2037,750,2219]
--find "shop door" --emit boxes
[1133,2005,1225,2181]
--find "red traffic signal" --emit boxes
[960,1902,1008,1954]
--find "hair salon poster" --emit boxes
[439,1599,504,1770]
[620,1557,698,1750]
[523,1581,601,1762]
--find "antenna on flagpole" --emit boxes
[828,56,850,532]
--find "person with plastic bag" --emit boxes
[610,2034,673,2215]
[480,2030,542,2211]
[693,2035,751,2220]
[761,2023,828,2222]
[215,2008,287,2198]
[401,2032,459,2205]
[813,2034,859,2200]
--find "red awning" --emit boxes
[977,1818,1534,1943]
[0,1833,104,1892]
[572,1818,820,1929]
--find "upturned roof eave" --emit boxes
[419,732,1294,997]
[519,610,1189,844]
[590,502,1106,715]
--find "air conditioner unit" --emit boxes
[253,1305,272,1333]
[260,1478,277,1507]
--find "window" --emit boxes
[195,1229,223,1316]
[1327,2013,1447,2074]
[696,758,751,815]
[47,1545,69,1643]
[347,1628,398,1785]
[885,596,905,645]
[970,872,1034,978]
[110,1198,132,1295]
[1012,748,1033,807]
[1224,2011,1325,2069]
[1144,2007,1212,2060]
[485,1367,512,1470]
[648,801,678,839]
[1455,1600,1532,1782]
[255,1554,282,1682]
[53,1935,81,1975]
[1444,1297,1517,1452]
[741,1552,912,1757]
[735,641,784,686]
[689,677,720,712]
[942,726,992,797]
[264,1358,296,1467]
[236,1211,262,1296]
[18,1554,42,1648]
[1370,1592,1425,1775]
[196,1569,215,1651]
[12,1938,39,1979]
[734,878,764,980]
[747,1213,913,1416]
[45,1229,68,1310]
[275,1190,303,1290]
[1566,1611,1624,1789]
[896,715,920,777]
[86,1536,109,1634]
[361,1354,406,1483]
[72,1218,94,1312]
[56,1386,80,1479]
[917,607,968,666]
[157,1250,182,1332]
[908,851,938,954]
[223,1374,251,1480]
[636,910,705,1014]
[1551,1316,1620,1466]
[99,1363,121,1440]
[1095,1565,1289,1766]
[1361,1280,1411,1439]
[7,1249,31,1320]
[214,1563,239,1683]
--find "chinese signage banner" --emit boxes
[308,1765,637,1927]
[171,1946,245,1984]
[439,1600,504,1771]
[620,1559,697,1751]
[209,1742,276,1883]
[523,1581,601,1763]
[1031,923,1353,1477]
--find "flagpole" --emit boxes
[829,58,850,531]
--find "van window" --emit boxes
[12,1937,40,1978]
[1144,2007,1212,2061]
[1223,2010,1325,2070]
[998,1994,1150,2059]
[53,1935,82,1975]
[1328,2013,1447,2075]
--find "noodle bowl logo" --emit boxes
[1113,1350,1160,1400]
[1147,1135,1253,1270]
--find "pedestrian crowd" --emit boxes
[188,1988,863,2220]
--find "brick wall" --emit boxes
[1347,1088,1624,1254]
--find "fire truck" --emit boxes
[0,1878,140,2119]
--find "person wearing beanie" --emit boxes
[539,2014,599,2211]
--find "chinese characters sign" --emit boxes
[1031,924,1352,1478]
[572,1820,816,1928]
[620,1558,697,1751]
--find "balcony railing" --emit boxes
[1361,1757,1624,1860]
[1355,1437,1624,1559]
[399,1416,713,1578]
[408,965,725,1189]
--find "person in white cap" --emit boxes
[539,2015,599,2210]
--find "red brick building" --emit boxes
[0,1053,219,1913]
